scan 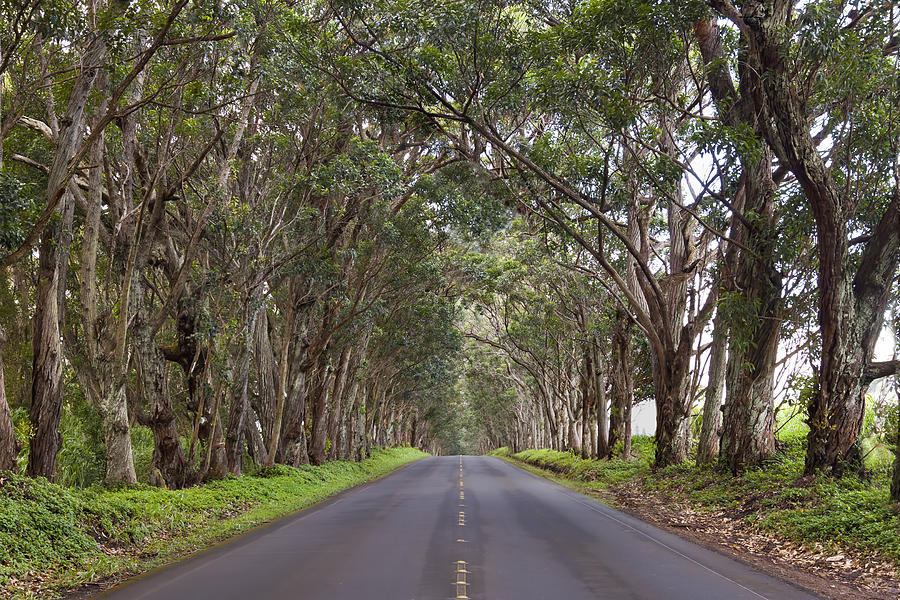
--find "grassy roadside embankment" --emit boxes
[490,429,898,599]
[0,447,426,600]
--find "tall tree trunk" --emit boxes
[75,89,137,486]
[354,388,366,461]
[280,361,309,466]
[326,346,352,460]
[580,367,591,459]
[697,311,726,465]
[593,344,609,458]
[595,367,609,458]
[244,408,267,467]
[225,308,258,475]
[652,120,699,468]
[27,29,106,480]
[253,308,277,453]
[98,375,137,486]
[694,17,781,472]
[608,309,633,458]
[203,381,227,481]
[27,197,73,480]
[267,296,298,467]
[0,327,21,471]
[338,373,360,460]
[718,148,781,473]
[307,358,333,465]
[891,386,899,503]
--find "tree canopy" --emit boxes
[0,0,897,502]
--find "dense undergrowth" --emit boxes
[493,424,898,564]
[0,447,426,600]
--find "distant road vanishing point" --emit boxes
[94,456,822,600]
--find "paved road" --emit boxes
[95,456,822,600]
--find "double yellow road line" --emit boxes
[455,455,469,599]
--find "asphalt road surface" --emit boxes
[95,456,822,600]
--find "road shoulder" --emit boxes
[2,448,426,600]
[495,454,897,600]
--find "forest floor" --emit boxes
[0,447,426,600]
[492,440,898,600]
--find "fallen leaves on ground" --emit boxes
[605,479,898,600]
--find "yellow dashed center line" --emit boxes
[455,560,469,599]
[455,459,471,599]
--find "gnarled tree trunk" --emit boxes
[134,288,191,488]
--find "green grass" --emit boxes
[0,447,426,600]
[503,432,898,565]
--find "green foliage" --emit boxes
[0,173,40,252]
[513,442,651,487]
[130,426,155,485]
[0,448,426,598]
[55,383,106,488]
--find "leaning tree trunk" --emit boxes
[0,327,21,471]
[801,208,899,475]
[802,213,899,475]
